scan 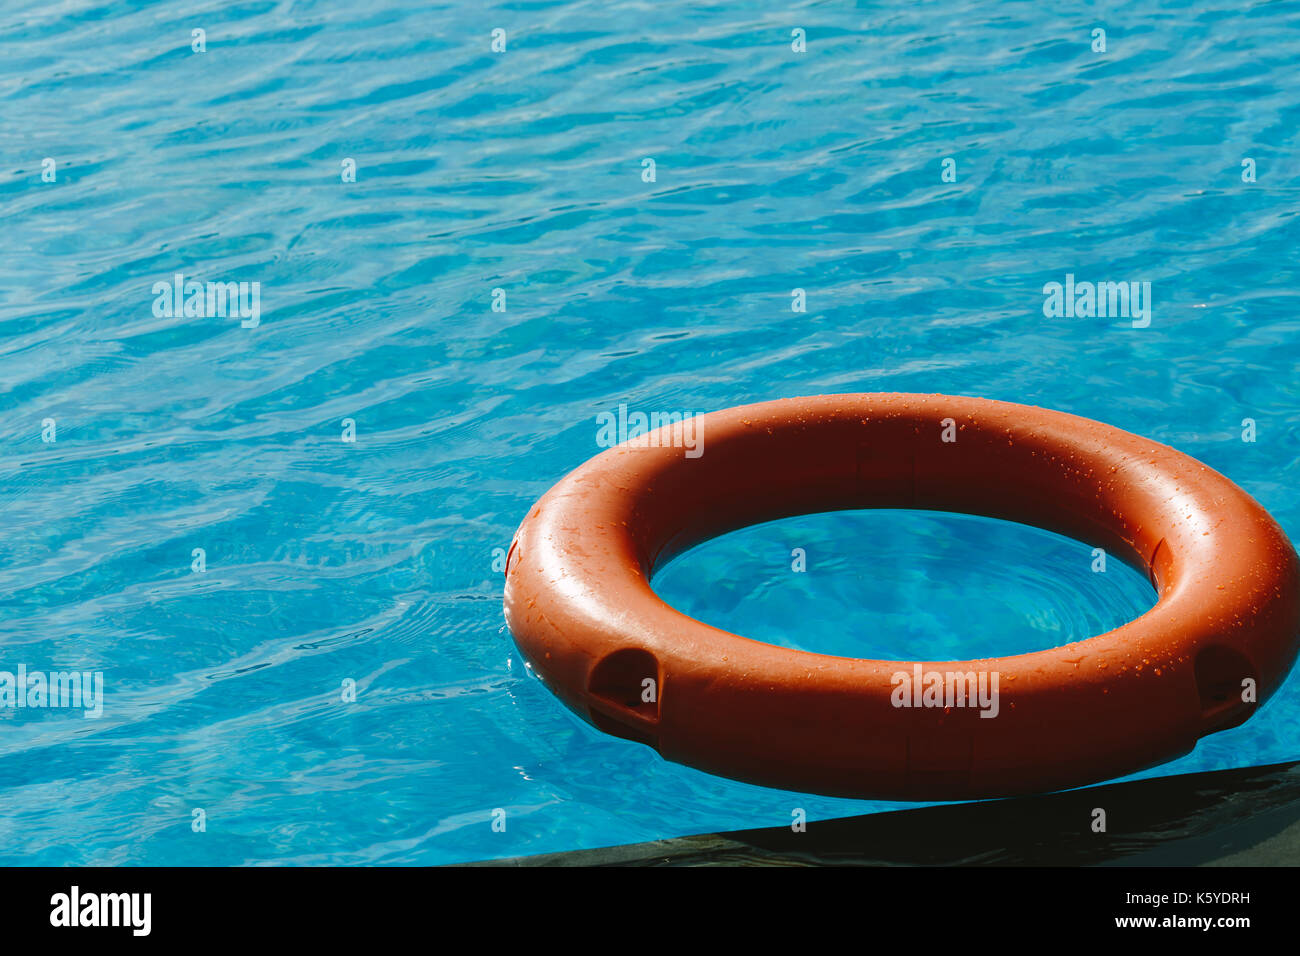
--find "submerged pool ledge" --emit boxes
[472,760,1300,866]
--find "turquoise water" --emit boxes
[2,0,1298,865]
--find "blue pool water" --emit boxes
[2,0,1298,865]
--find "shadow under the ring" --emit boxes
[474,759,1300,866]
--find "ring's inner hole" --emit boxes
[652,509,1157,660]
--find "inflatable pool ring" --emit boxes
[502,394,1300,799]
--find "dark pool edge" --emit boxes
[468,760,1300,866]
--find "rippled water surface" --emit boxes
[2,0,1299,864]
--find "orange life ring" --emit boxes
[503,394,1300,799]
